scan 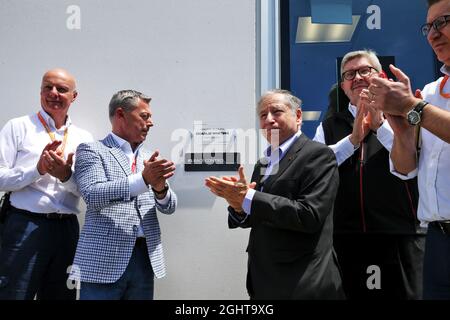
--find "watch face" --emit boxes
[407,110,420,125]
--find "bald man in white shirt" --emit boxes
[0,69,93,300]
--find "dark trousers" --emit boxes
[80,238,154,300]
[423,223,450,299]
[334,233,425,300]
[0,207,79,300]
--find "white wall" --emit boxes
[0,0,258,299]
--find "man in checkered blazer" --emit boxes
[70,90,177,300]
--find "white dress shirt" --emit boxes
[313,103,394,165]
[0,109,93,214]
[390,65,450,225]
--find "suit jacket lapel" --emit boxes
[261,134,308,191]
[334,108,355,132]
[102,134,132,175]
[252,162,267,191]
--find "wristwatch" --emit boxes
[152,183,169,195]
[406,100,428,125]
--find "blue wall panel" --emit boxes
[284,0,435,138]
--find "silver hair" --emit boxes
[109,89,151,120]
[257,89,302,115]
[427,0,443,8]
[340,49,382,79]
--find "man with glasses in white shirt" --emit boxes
[314,50,425,299]
[364,0,450,299]
[0,69,93,299]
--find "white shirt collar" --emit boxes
[110,132,143,157]
[38,108,71,130]
[348,103,357,118]
[263,129,302,163]
[440,64,450,76]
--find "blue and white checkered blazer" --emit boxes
[71,134,177,283]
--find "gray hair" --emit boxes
[109,89,151,120]
[427,0,443,7]
[340,49,382,79]
[257,89,302,115]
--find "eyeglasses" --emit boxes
[421,15,450,36]
[341,66,377,81]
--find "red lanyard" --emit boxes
[440,75,450,99]
[131,157,136,173]
[37,112,69,155]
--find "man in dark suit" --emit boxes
[205,89,344,299]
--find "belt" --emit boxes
[430,221,450,236]
[11,206,75,220]
[135,237,147,247]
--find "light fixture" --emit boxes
[295,16,360,43]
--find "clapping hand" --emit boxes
[142,149,176,191]
[205,166,256,212]
[37,141,74,182]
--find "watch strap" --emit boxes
[152,183,169,195]
[412,100,428,115]
[407,100,428,125]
